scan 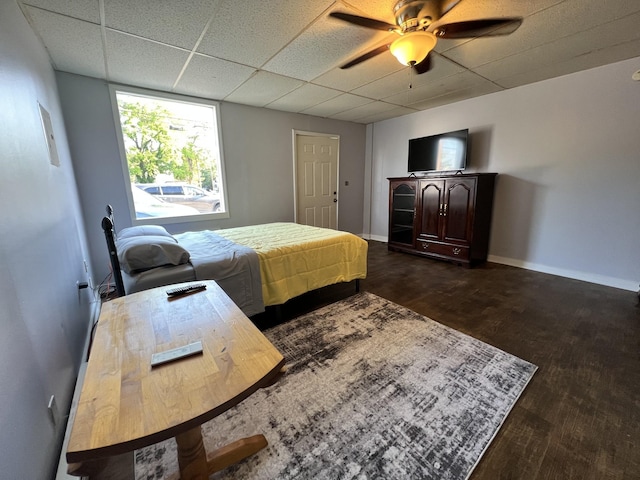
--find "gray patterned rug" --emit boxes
[135,292,537,480]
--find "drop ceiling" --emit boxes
[18,0,640,124]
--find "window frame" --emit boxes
[109,85,229,225]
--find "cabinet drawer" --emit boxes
[416,239,470,260]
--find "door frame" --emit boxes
[292,130,340,226]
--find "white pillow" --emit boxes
[117,235,190,274]
[118,225,175,241]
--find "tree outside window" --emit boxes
[113,89,227,221]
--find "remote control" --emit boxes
[151,341,203,367]
[166,283,206,297]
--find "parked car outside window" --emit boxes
[136,183,221,213]
[131,185,200,218]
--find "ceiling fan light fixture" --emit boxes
[390,31,437,66]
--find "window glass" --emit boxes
[161,186,183,195]
[112,87,228,222]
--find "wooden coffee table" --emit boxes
[66,280,285,479]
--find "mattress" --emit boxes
[214,223,368,306]
[118,222,367,313]
[122,230,264,317]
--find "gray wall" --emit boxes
[0,2,94,478]
[366,56,640,291]
[56,73,368,287]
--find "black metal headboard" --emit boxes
[101,205,126,297]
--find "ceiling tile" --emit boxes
[266,84,343,113]
[262,8,394,81]
[23,6,105,78]
[406,82,502,111]
[22,0,100,23]
[331,100,403,122]
[105,31,189,91]
[355,106,417,124]
[475,11,640,85]
[312,52,405,92]
[492,37,640,89]
[433,0,566,26]
[223,71,304,107]
[442,0,640,69]
[197,0,334,68]
[17,0,640,124]
[355,105,418,124]
[301,93,373,117]
[351,53,466,100]
[104,0,215,50]
[173,54,256,101]
[335,0,398,24]
[384,70,501,107]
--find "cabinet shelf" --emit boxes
[388,181,417,246]
[392,224,413,229]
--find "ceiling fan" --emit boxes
[330,0,522,74]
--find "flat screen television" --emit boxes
[408,128,469,173]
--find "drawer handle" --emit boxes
[421,242,429,250]
[452,247,461,255]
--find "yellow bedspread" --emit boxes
[215,223,368,306]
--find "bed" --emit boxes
[102,206,368,317]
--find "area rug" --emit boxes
[134,292,537,480]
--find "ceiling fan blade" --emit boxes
[413,54,432,75]
[340,44,390,69]
[330,12,397,32]
[433,18,523,39]
[440,0,463,18]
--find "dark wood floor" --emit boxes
[91,240,640,480]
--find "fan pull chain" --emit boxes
[407,64,413,105]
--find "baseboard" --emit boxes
[363,236,637,293]
[362,233,387,243]
[55,300,101,480]
[487,254,638,292]
[55,362,88,480]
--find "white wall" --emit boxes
[0,1,94,478]
[55,73,367,286]
[367,57,640,291]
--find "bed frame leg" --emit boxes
[355,279,360,293]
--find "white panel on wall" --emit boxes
[38,102,60,166]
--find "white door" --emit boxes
[295,134,338,228]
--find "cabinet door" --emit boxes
[389,180,417,246]
[442,178,476,244]
[417,179,445,241]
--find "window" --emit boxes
[162,186,183,195]
[110,86,228,223]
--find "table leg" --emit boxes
[176,427,268,479]
[207,434,268,474]
[175,427,209,480]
